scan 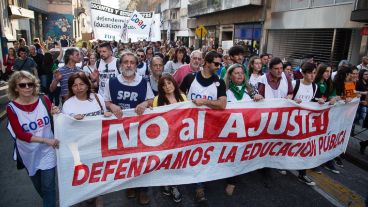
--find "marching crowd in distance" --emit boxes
[3,36,368,207]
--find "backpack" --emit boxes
[292,79,317,100]
[96,58,121,74]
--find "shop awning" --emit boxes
[9,5,34,19]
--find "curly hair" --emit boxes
[7,71,40,100]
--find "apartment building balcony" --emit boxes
[351,0,368,22]
[8,5,34,19]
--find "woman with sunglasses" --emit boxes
[6,71,60,207]
[151,75,187,203]
[223,63,263,196]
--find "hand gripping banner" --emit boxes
[55,99,358,206]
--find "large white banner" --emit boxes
[90,3,157,42]
[55,99,358,207]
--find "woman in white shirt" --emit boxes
[225,63,263,102]
[82,52,97,76]
[248,56,263,91]
[62,72,111,206]
[62,72,111,119]
[223,63,263,195]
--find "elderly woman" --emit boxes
[223,63,263,196]
[225,63,263,102]
[6,71,59,207]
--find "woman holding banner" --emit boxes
[223,63,263,195]
[6,71,60,207]
[152,74,187,202]
[62,72,111,207]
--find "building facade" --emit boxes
[263,0,366,67]
[161,0,194,47]
[188,0,264,52]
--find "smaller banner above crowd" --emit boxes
[55,99,358,207]
[90,2,160,42]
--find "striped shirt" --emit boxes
[53,65,81,97]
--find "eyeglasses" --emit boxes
[18,82,35,88]
[137,54,145,58]
[104,64,108,73]
[212,62,221,67]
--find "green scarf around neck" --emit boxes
[229,81,247,101]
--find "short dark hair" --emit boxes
[283,61,292,70]
[228,45,244,57]
[301,62,316,74]
[204,51,221,64]
[99,42,112,52]
[269,57,283,69]
[17,46,28,55]
[260,53,269,59]
[136,48,145,55]
[64,48,79,64]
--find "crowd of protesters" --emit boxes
[4,36,368,207]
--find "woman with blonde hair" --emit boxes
[6,71,59,207]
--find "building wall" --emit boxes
[267,3,363,29]
[189,6,264,28]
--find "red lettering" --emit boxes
[101,160,117,181]
[114,158,130,180]
[72,164,89,186]
[89,162,104,183]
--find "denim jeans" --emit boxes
[30,167,56,207]
[355,105,368,124]
[39,74,52,94]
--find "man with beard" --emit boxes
[93,42,120,97]
[103,52,154,205]
[173,50,203,85]
[147,56,164,95]
[136,48,149,77]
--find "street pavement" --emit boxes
[1,115,367,207]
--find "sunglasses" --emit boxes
[137,54,145,58]
[18,82,35,88]
[213,62,221,67]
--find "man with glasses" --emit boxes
[179,51,227,203]
[173,50,203,85]
[136,48,149,77]
[93,42,120,97]
[147,56,164,95]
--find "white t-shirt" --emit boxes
[96,57,120,96]
[103,73,155,102]
[226,88,252,102]
[62,93,107,117]
[249,73,262,91]
[82,65,95,75]
[292,80,316,102]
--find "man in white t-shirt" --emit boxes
[93,42,120,96]
[292,62,325,186]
